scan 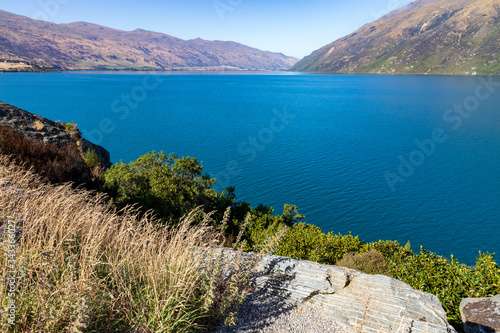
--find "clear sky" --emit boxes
[0,0,413,59]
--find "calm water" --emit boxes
[1,72,499,265]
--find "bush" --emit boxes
[243,204,304,251]
[103,151,220,223]
[337,249,389,275]
[362,239,414,264]
[274,223,328,262]
[84,149,106,182]
[274,222,363,265]
[390,247,500,329]
[84,149,101,169]
[322,232,364,264]
[101,151,303,243]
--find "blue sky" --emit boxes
[0,0,413,58]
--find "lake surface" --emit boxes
[1,72,499,265]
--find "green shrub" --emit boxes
[337,249,389,275]
[362,239,414,264]
[274,223,328,262]
[244,204,304,251]
[322,232,364,264]
[274,222,363,265]
[103,151,220,223]
[390,248,500,328]
[84,149,101,169]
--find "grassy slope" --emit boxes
[292,0,500,74]
[0,156,259,332]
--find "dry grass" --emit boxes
[32,120,45,131]
[0,155,273,332]
[0,62,32,71]
[0,125,92,187]
[337,249,389,276]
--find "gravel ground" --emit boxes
[213,289,348,333]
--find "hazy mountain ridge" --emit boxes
[0,10,298,71]
[292,0,500,74]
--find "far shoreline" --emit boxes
[2,68,499,77]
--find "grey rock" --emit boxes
[461,295,500,333]
[0,101,111,168]
[218,249,456,333]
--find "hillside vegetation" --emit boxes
[292,0,500,74]
[0,10,297,72]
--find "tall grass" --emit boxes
[0,155,269,332]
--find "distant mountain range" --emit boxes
[292,0,500,74]
[0,10,298,72]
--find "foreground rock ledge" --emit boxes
[218,249,457,333]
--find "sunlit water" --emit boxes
[1,72,499,265]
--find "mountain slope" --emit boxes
[292,0,500,74]
[0,10,298,71]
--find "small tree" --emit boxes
[104,151,219,223]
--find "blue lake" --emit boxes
[0,72,499,265]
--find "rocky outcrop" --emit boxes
[220,249,457,332]
[460,295,500,333]
[0,101,111,168]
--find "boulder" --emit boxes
[460,295,500,333]
[0,101,111,168]
[218,249,457,332]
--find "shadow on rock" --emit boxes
[214,256,296,332]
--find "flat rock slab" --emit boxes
[461,295,500,333]
[217,249,457,333]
